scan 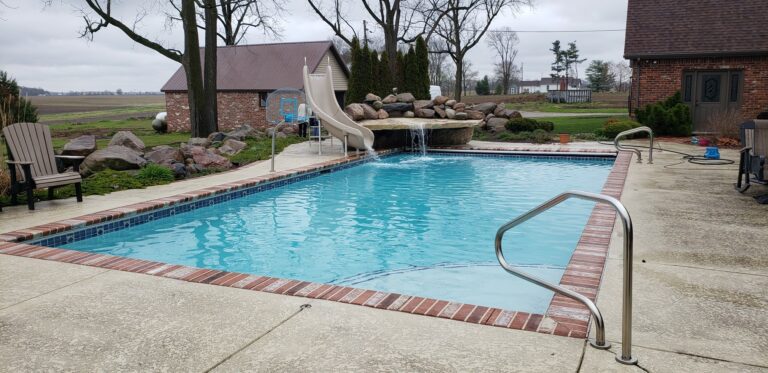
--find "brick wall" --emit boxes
[629,56,768,119]
[164,91,268,133]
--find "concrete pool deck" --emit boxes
[1,140,767,371]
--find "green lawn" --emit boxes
[506,101,629,114]
[547,116,629,134]
[39,105,164,123]
[47,118,189,152]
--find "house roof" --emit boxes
[161,41,348,92]
[624,0,768,59]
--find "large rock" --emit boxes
[377,109,389,119]
[382,102,414,113]
[152,118,167,133]
[62,135,96,157]
[145,145,183,165]
[372,100,384,110]
[445,99,457,107]
[507,110,523,120]
[413,100,434,110]
[382,94,397,104]
[473,102,497,115]
[108,131,145,153]
[227,124,260,140]
[208,132,228,143]
[362,104,379,120]
[344,103,365,121]
[445,108,456,119]
[434,106,447,119]
[404,111,415,118]
[415,108,435,118]
[186,145,232,169]
[454,112,468,120]
[396,92,415,103]
[493,105,506,117]
[188,137,210,147]
[169,162,187,179]
[365,93,381,102]
[465,110,485,120]
[218,139,247,156]
[82,145,146,174]
[453,102,466,111]
[486,117,509,132]
[433,95,449,105]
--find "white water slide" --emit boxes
[302,64,375,152]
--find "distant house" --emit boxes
[625,0,768,131]
[161,41,349,132]
[514,77,584,94]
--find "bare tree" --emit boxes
[486,27,518,95]
[78,0,217,136]
[427,39,449,86]
[175,0,284,45]
[461,59,478,96]
[307,0,449,75]
[610,60,631,92]
[427,0,529,100]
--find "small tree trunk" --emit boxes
[453,57,463,101]
[203,0,218,136]
[181,0,207,138]
[384,29,398,78]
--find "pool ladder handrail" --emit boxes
[495,190,637,365]
[614,126,654,164]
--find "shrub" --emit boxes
[595,118,643,139]
[137,164,175,185]
[531,129,552,143]
[505,118,555,133]
[635,91,692,136]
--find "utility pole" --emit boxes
[363,20,368,46]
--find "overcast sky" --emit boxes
[0,0,628,92]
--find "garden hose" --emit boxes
[598,141,736,167]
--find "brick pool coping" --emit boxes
[0,149,632,340]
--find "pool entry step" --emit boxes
[495,190,638,365]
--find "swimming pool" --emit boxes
[41,153,613,313]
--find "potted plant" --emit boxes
[559,133,570,144]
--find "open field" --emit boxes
[463,92,629,113]
[29,95,165,124]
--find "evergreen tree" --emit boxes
[369,49,380,98]
[395,50,406,94]
[359,43,372,98]
[345,37,365,105]
[585,60,615,92]
[475,75,491,95]
[0,70,38,125]
[404,46,419,95]
[378,52,394,96]
[415,36,430,99]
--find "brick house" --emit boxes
[625,0,768,132]
[161,41,349,132]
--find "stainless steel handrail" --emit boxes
[614,126,654,164]
[495,190,637,365]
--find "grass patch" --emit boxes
[547,116,629,134]
[228,136,306,165]
[39,105,164,123]
[505,101,628,113]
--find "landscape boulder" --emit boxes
[453,102,466,111]
[108,131,145,153]
[486,117,509,132]
[61,135,97,157]
[415,108,435,118]
[445,108,456,119]
[186,145,232,169]
[144,145,184,165]
[413,100,434,110]
[382,102,413,113]
[465,110,485,120]
[433,95,449,105]
[365,93,382,102]
[396,92,415,103]
[382,94,397,104]
[82,145,147,174]
[507,110,523,120]
[377,109,389,119]
[152,119,167,133]
[473,102,497,115]
[404,111,415,118]
[188,137,211,147]
[344,103,365,121]
[445,99,457,107]
[208,132,228,143]
[372,100,384,110]
[434,106,447,118]
[218,139,248,156]
[227,124,260,140]
[169,162,187,179]
[361,104,379,120]
[454,112,468,120]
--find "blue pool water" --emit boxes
[59,154,612,313]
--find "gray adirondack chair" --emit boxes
[736,119,768,203]
[3,122,84,210]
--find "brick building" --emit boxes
[625,0,768,132]
[161,41,349,132]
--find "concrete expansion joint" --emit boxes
[0,268,111,312]
[203,303,313,372]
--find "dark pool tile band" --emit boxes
[0,149,632,340]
